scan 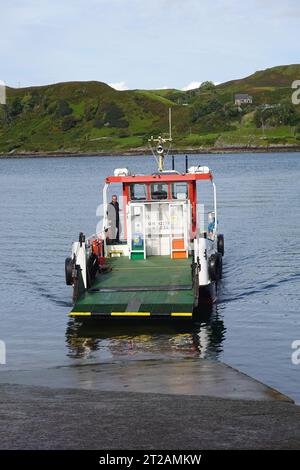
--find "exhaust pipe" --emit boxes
[185,155,188,173]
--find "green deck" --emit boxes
[96,256,192,288]
[71,256,195,317]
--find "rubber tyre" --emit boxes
[65,257,73,286]
[217,234,224,256]
[218,253,223,279]
[208,254,219,282]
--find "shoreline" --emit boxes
[1,144,300,158]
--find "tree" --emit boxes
[21,93,39,112]
[0,104,9,124]
[93,117,103,128]
[223,102,241,119]
[93,102,128,128]
[104,102,125,125]
[84,101,98,121]
[10,97,23,117]
[191,97,223,122]
[60,116,78,131]
[199,81,216,92]
[278,101,300,126]
[55,99,72,117]
[254,103,300,128]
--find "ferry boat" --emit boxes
[65,134,224,320]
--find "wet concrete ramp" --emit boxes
[1,359,299,449]
[0,358,292,402]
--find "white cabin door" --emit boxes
[145,203,170,256]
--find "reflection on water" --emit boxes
[65,304,226,362]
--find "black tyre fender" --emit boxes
[217,234,224,256]
[218,253,223,279]
[208,253,221,282]
[65,257,73,286]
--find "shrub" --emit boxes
[254,102,300,128]
[55,99,72,117]
[114,119,129,128]
[199,81,216,92]
[60,116,78,131]
[223,102,241,119]
[93,117,104,128]
[21,93,39,111]
[0,104,9,124]
[84,102,98,121]
[10,97,23,117]
[104,102,124,125]
[191,97,223,122]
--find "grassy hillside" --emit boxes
[1,64,300,154]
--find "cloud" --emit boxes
[181,80,221,91]
[181,81,202,91]
[108,81,129,91]
[0,1,299,89]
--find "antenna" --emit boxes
[169,107,172,140]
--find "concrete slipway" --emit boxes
[0,358,300,449]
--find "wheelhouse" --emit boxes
[102,167,217,260]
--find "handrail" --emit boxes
[212,181,218,236]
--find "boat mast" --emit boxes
[148,108,173,172]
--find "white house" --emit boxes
[234,93,253,105]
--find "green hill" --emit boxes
[1,64,300,154]
[219,64,300,89]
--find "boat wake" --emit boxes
[219,271,300,304]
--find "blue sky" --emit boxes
[0,0,299,90]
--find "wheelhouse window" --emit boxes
[172,182,188,200]
[130,183,147,201]
[150,183,168,200]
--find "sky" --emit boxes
[0,0,299,90]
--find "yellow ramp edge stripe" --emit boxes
[69,311,192,317]
[171,312,193,317]
[111,312,151,317]
[69,312,91,317]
